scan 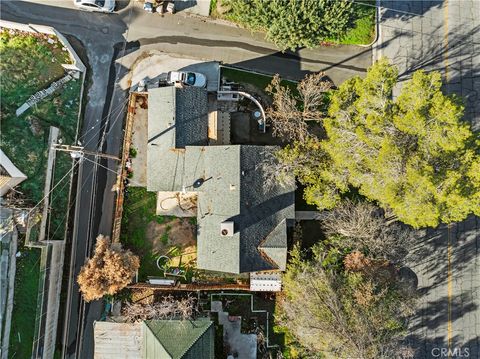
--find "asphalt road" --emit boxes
[0,1,372,358]
[376,1,480,358]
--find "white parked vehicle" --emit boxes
[73,0,115,13]
[167,71,207,88]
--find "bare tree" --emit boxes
[321,200,413,263]
[278,247,416,359]
[123,295,196,323]
[265,73,332,142]
[257,148,296,193]
[77,235,140,302]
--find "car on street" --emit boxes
[73,0,115,13]
[167,71,207,88]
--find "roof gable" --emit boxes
[143,319,214,359]
[258,219,288,270]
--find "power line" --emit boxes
[47,165,95,242]
[81,155,145,188]
[76,96,129,147]
[45,165,74,241]
[1,161,79,232]
[74,5,135,356]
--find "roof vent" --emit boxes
[193,178,204,188]
[221,221,234,237]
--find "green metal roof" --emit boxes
[142,319,214,359]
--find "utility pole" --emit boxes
[51,144,120,161]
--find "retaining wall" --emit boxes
[0,19,86,72]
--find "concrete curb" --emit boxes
[182,11,242,28]
[0,20,86,73]
[371,0,382,63]
[358,0,380,49]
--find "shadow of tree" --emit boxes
[376,1,480,130]
[403,334,479,359]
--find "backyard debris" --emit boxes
[27,116,43,136]
[16,72,75,116]
[123,295,196,322]
[131,288,155,305]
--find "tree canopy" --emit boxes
[77,235,140,302]
[223,0,356,50]
[321,200,412,264]
[277,242,415,358]
[273,59,480,228]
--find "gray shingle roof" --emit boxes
[195,146,294,273]
[258,219,288,271]
[146,88,294,273]
[147,86,208,191]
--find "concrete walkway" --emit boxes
[294,211,324,221]
[211,301,257,359]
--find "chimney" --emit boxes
[220,221,234,236]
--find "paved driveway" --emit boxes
[375,1,480,358]
[118,51,220,91]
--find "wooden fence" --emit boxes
[111,93,139,243]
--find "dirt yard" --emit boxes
[146,218,197,264]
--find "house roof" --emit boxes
[143,319,214,359]
[258,219,288,271]
[147,86,208,191]
[195,146,294,273]
[0,149,27,196]
[93,321,143,359]
[146,87,294,274]
[94,319,214,359]
[0,149,27,179]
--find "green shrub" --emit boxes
[129,147,137,158]
[223,0,356,50]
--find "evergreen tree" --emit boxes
[224,0,355,50]
[274,59,480,228]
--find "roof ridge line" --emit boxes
[176,319,213,359]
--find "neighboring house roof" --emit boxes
[146,87,295,274]
[0,207,14,240]
[94,319,214,359]
[94,321,143,359]
[143,318,214,359]
[0,149,27,196]
[147,86,208,191]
